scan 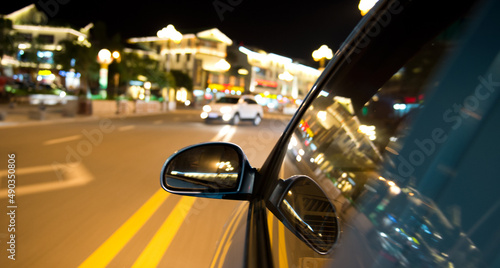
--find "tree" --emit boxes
[171,70,193,91]
[119,52,176,89]
[0,18,15,76]
[54,38,99,97]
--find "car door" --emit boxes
[158,0,500,267]
[237,97,256,119]
[261,0,500,267]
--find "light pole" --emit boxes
[312,45,333,71]
[157,24,182,110]
[358,0,379,16]
[97,48,120,99]
[144,81,151,102]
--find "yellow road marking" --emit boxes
[78,189,169,268]
[132,196,197,268]
[209,202,248,268]
[278,222,289,268]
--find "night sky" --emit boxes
[1,0,363,66]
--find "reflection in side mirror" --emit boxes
[270,176,339,254]
[161,142,254,199]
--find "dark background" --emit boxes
[1,0,363,65]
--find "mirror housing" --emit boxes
[160,142,255,200]
[267,175,340,254]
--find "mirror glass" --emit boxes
[163,144,242,192]
[279,177,339,254]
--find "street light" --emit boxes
[97,48,120,99]
[358,0,379,16]
[312,45,333,70]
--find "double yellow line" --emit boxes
[78,189,196,267]
[80,125,238,267]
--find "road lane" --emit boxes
[78,189,170,268]
[43,134,83,146]
[0,110,291,267]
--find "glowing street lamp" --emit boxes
[97,49,112,98]
[358,0,379,16]
[312,45,333,70]
[97,48,120,99]
[112,51,120,61]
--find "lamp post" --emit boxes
[97,48,120,99]
[358,0,379,16]
[144,81,151,102]
[157,24,182,110]
[112,51,120,98]
[312,45,333,71]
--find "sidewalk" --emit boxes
[0,103,293,128]
[0,103,174,128]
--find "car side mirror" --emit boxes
[268,175,340,254]
[160,142,255,199]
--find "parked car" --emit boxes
[201,95,264,125]
[160,0,500,267]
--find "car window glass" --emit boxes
[245,99,257,105]
[216,97,239,104]
[273,2,500,266]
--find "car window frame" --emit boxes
[250,0,484,265]
[257,0,478,198]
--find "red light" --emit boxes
[404,97,417,103]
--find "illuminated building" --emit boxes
[1,4,92,89]
[238,46,321,111]
[127,28,245,104]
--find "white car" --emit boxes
[201,95,263,125]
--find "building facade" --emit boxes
[127,28,246,105]
[239,46,321,111]
[2,4,91,89]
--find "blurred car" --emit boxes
[201,95,264,125]
[160,0,500,267]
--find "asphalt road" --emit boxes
[0,110,291,267]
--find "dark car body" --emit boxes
[160,0,500,267]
